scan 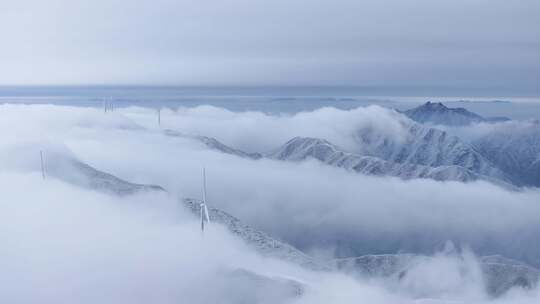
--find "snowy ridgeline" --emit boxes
[403,102,540,187]
[266,137,513,189]
[183,198,330,272]
[164,129,263,160]
[402,101,510,126]
[43,155,165,196]
[161,102,539,188]
[42,152,540,298]
[165,130,513,188]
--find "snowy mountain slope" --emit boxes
[160,106,530,189]
[164,129,262,159]
[45,151,327,272]
[46,152,540,297]
[44,153,165,195]
[267,137,513,188]
[162,121,513,186]
[401,103,539,187]
[184,198,330,271]
[471,120,540,187]
[164,127,514,187]
[403,102,510,126]
[334,254,540,297]
[353,119,510,183]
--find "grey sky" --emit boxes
[1,0,539,91]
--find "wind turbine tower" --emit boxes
[200,168,211,232]
[40,150,46,180]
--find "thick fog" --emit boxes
[0,172,318,303]
[1,103,540,303]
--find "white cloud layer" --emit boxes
[1,103,540,303]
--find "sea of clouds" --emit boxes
[1,103,539,303]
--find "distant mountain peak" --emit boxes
[423,101,447,108]
[404,102,509,126]
[413,101,479,116]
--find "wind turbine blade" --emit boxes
[204,204,210,223]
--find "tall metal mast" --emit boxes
[200,168,210,231]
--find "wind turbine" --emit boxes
[200,168,211,232]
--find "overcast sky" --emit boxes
[1,0,539,91]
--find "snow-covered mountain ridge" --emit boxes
[163,122,513,188]
[184,198,329,271]
[164,129,262,159]
[401,102,540,187]
[42,151,539,297]
[403,102,510,126]
[471,120,540,187]
[267,136,513,188]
